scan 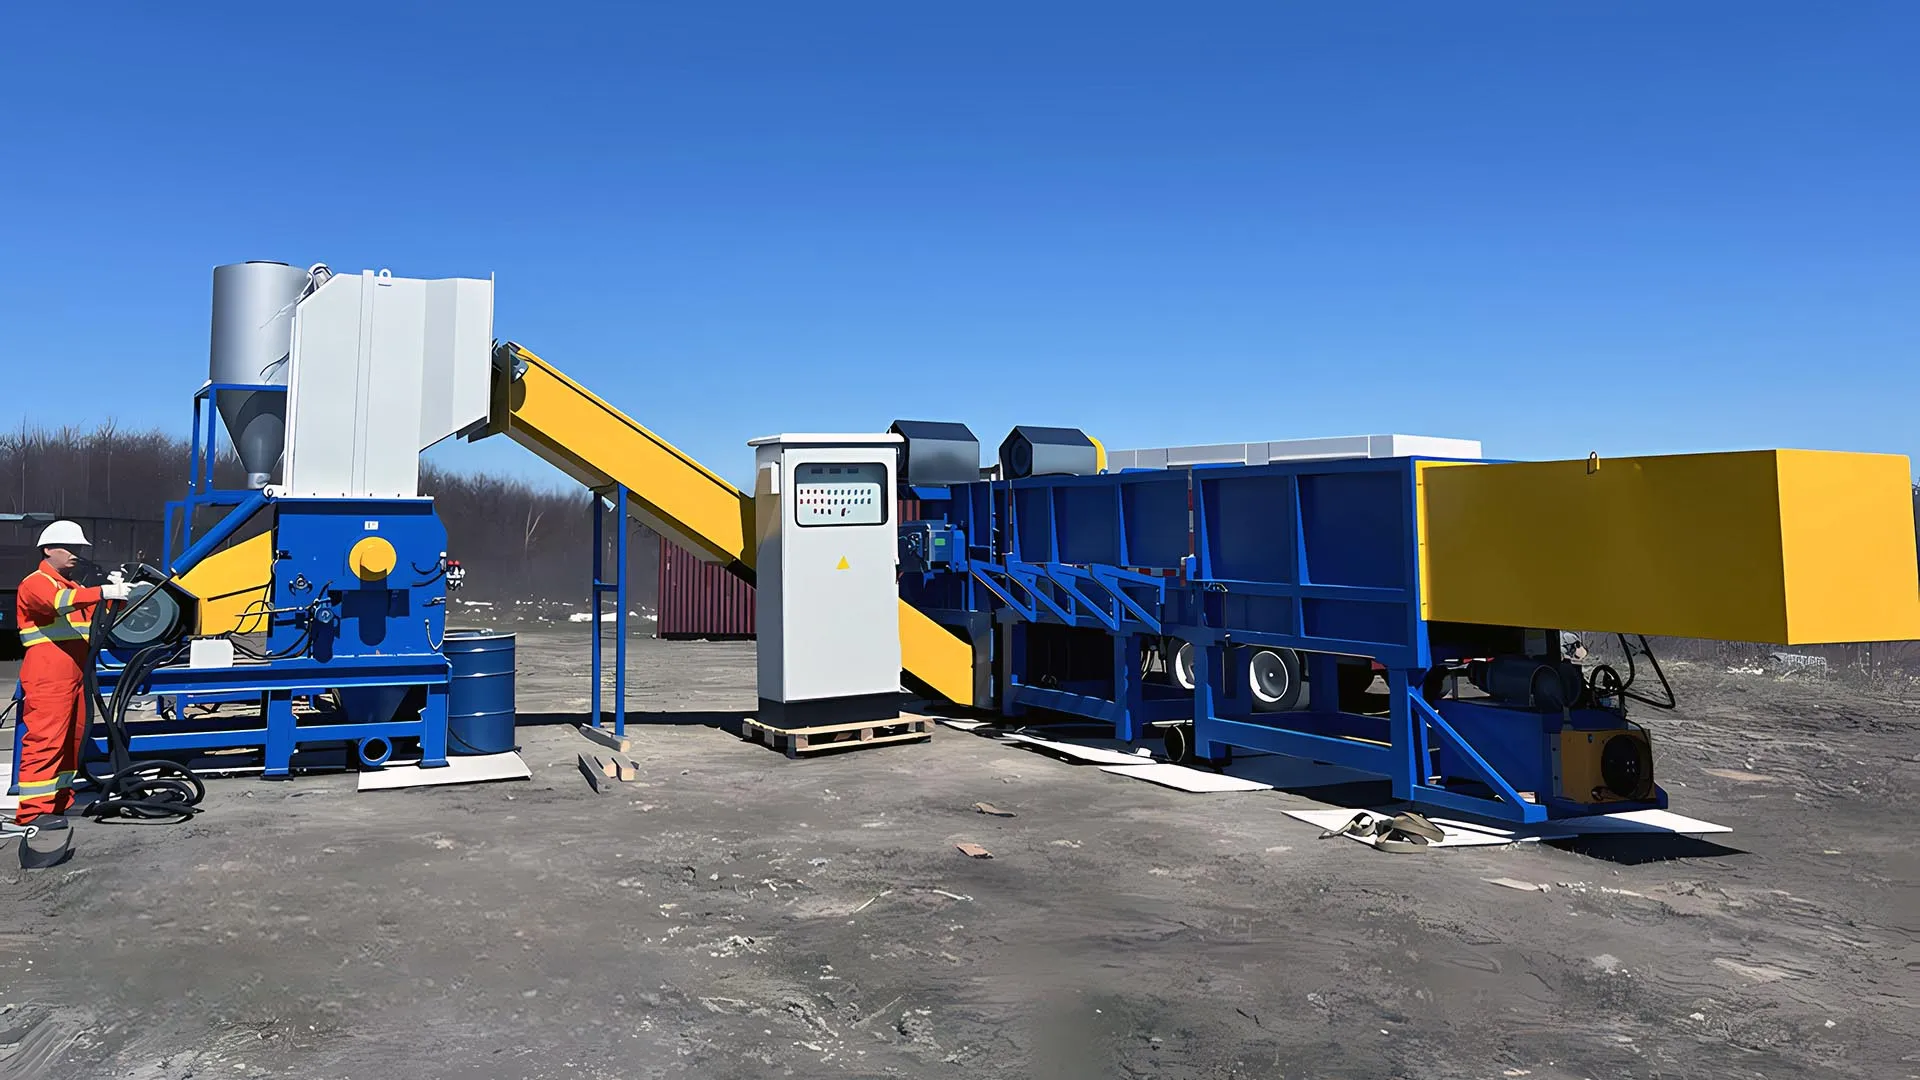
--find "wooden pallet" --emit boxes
[744,715,932,758]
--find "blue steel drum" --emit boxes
[444,630,517,755]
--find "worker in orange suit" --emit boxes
[11,521,131,845]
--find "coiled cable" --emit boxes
[80,602,205,822]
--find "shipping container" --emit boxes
[657,540,754,639]
[655,497,924,640]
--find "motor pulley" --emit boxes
[106,580,186,650]
[1598,731,1655,801]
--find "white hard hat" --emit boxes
[36,520,91,549]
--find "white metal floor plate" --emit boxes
[1099,763,1274,792]
[357,752,531,792]
[1284,805,1732,849]
[1542,808,1732,836]
[999,732,1371,792]
[1000,732,1155,767]
[908,724,1736,841]
[1219,753,1380,790]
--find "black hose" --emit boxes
[228,630,309,662]
[1585,662,1625,706]
[79,600,205,822]
[230,595,275,635]
[410,558,448,588]
[1615,633,1677,710]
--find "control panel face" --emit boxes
[794,462,889,527]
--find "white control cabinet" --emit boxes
[750,433,903,728]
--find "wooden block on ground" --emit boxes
[609,753,640,782]
[955,842,993,859]
[577,724,631,753]
[577,752,611,794]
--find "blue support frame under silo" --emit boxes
[589,484,630,737]
[163,380,284,569]
[158,381,290,713]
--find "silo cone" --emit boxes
[209,261,311,488]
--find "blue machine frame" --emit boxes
[100,496,454,777]
[11,493,456,787]
[590,484,632,738]
[8,383,460,786]
[899,456,1669,825]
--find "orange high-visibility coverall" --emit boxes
[13,563,100,825]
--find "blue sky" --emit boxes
[2,3,1913,489]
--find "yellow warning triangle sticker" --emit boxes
[835,556,850,570]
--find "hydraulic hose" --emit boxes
[80,597,205,822]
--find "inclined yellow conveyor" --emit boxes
[484,344,976,705]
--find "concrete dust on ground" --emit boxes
[1,630,1916,1079]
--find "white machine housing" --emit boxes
[751,433,904,728]
[281,268,496,498]
[1103,434,1482,471]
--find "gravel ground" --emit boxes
[1,629,1916,1079]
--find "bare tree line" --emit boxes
[0,423,658,613]
[423,460,658,613]
[2,424,1912,639]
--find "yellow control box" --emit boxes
[1419,450,1920,645]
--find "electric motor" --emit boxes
[107,581,186,650]
[1556,727,1657,804]
[1468,655,1585,709]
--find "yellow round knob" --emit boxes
[349,536,398,580]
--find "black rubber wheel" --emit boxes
[1163,723,1195,765]
[1169,639,1196,691]
[1247,648,1304,712]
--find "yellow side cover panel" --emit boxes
[1775,450,1920,644]
[498,345,976,704]
[176,530,274,635]
[1420,450,1920,645]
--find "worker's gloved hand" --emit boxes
[100,583,134,601]
[107,569,126,585]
